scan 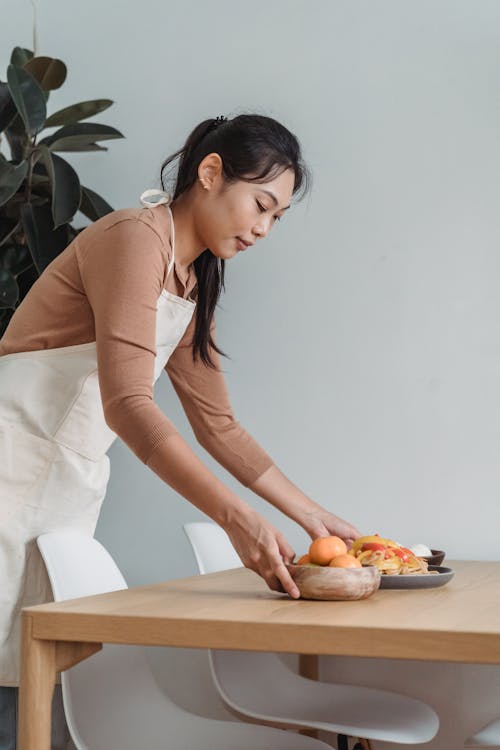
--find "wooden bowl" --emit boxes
[287,563,381,601]
[422,549,445,566]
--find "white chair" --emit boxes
[466,719,500,747]
[184,521,440,750]
[37,529,332,750]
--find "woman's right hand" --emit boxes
[224,509,300,599]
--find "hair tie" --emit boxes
[139,189,172,207]
[201,116,228,142]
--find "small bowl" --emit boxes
[422,549,446,566]
[287,563,381,601]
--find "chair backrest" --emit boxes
[183,522,242,574]
[37,529,127,600]
[36,530,166,750]
[183,523,289,718]
[37,530,331,750]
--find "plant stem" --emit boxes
[0,220,22,249]
[24,147,35,204]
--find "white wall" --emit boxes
[2,1,500,746]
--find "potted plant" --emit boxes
[0,45,124,336]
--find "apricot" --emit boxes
[296,554,311,565]
[328,554,362,569]
[309,536,347,565]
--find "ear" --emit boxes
[198,152,223,190]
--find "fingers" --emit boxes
[260,564,299,599]
[246,547,300,599]
[265,575,286,594]
[271,535,300,598]
[276,532,296,564]
[347,523,361,539]
[324,518,361,545]
[228,515,300,599]
[272,560,300,599]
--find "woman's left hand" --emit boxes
[297,506,361,547]
[248,465,361,548]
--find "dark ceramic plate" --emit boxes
[379,565,454,590]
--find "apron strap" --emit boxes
[139,189,176,278]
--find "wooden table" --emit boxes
[18,560,500,749]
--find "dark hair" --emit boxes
[160,113,311,368]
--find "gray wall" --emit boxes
[2,1,500,747]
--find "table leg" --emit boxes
[299,654,319,681]
[18,612,56,750]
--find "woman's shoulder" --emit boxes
[105,205,173,256]
[76,204,172,255]
[133,204,173,246]
[97,204,170,239]
[73,205,172,293]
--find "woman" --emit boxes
[0,113,360,745]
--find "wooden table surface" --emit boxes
[18,560,500,749]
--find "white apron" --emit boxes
[0,191,195,685]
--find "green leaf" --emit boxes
[39,122,123,150]
[19,207,37,271]
[80,186,114,221]
[10,47,34,68]
[36,144,54,179]
[45,99,113,127]
[0,268,19,307]
[20,202,70,273]
[24,57,67,91]
[0,81,17,132]
[6,192,47,208]
[0,243,33,276]
[7,64,46,136]
[36,147,81,227]
[4,113,30,161]
[30,172,51,187]
[0,159,28,206]
[42,137,108,152]
[16,259,39,299]
[52,154,81,226]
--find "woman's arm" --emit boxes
[164,316,275,488]
[248,464,361,544]
[146,433,300,598]
[165,318,361,547]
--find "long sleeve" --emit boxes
[77,215,180,463]
[164,315,275,487]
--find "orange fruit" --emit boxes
[309,536,347,565]
[328,554,362,569]
[296,554,311,565]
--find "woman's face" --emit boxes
[194,153,295,260]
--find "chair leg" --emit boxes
[353,740,373,750]
[337,734,349,750]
